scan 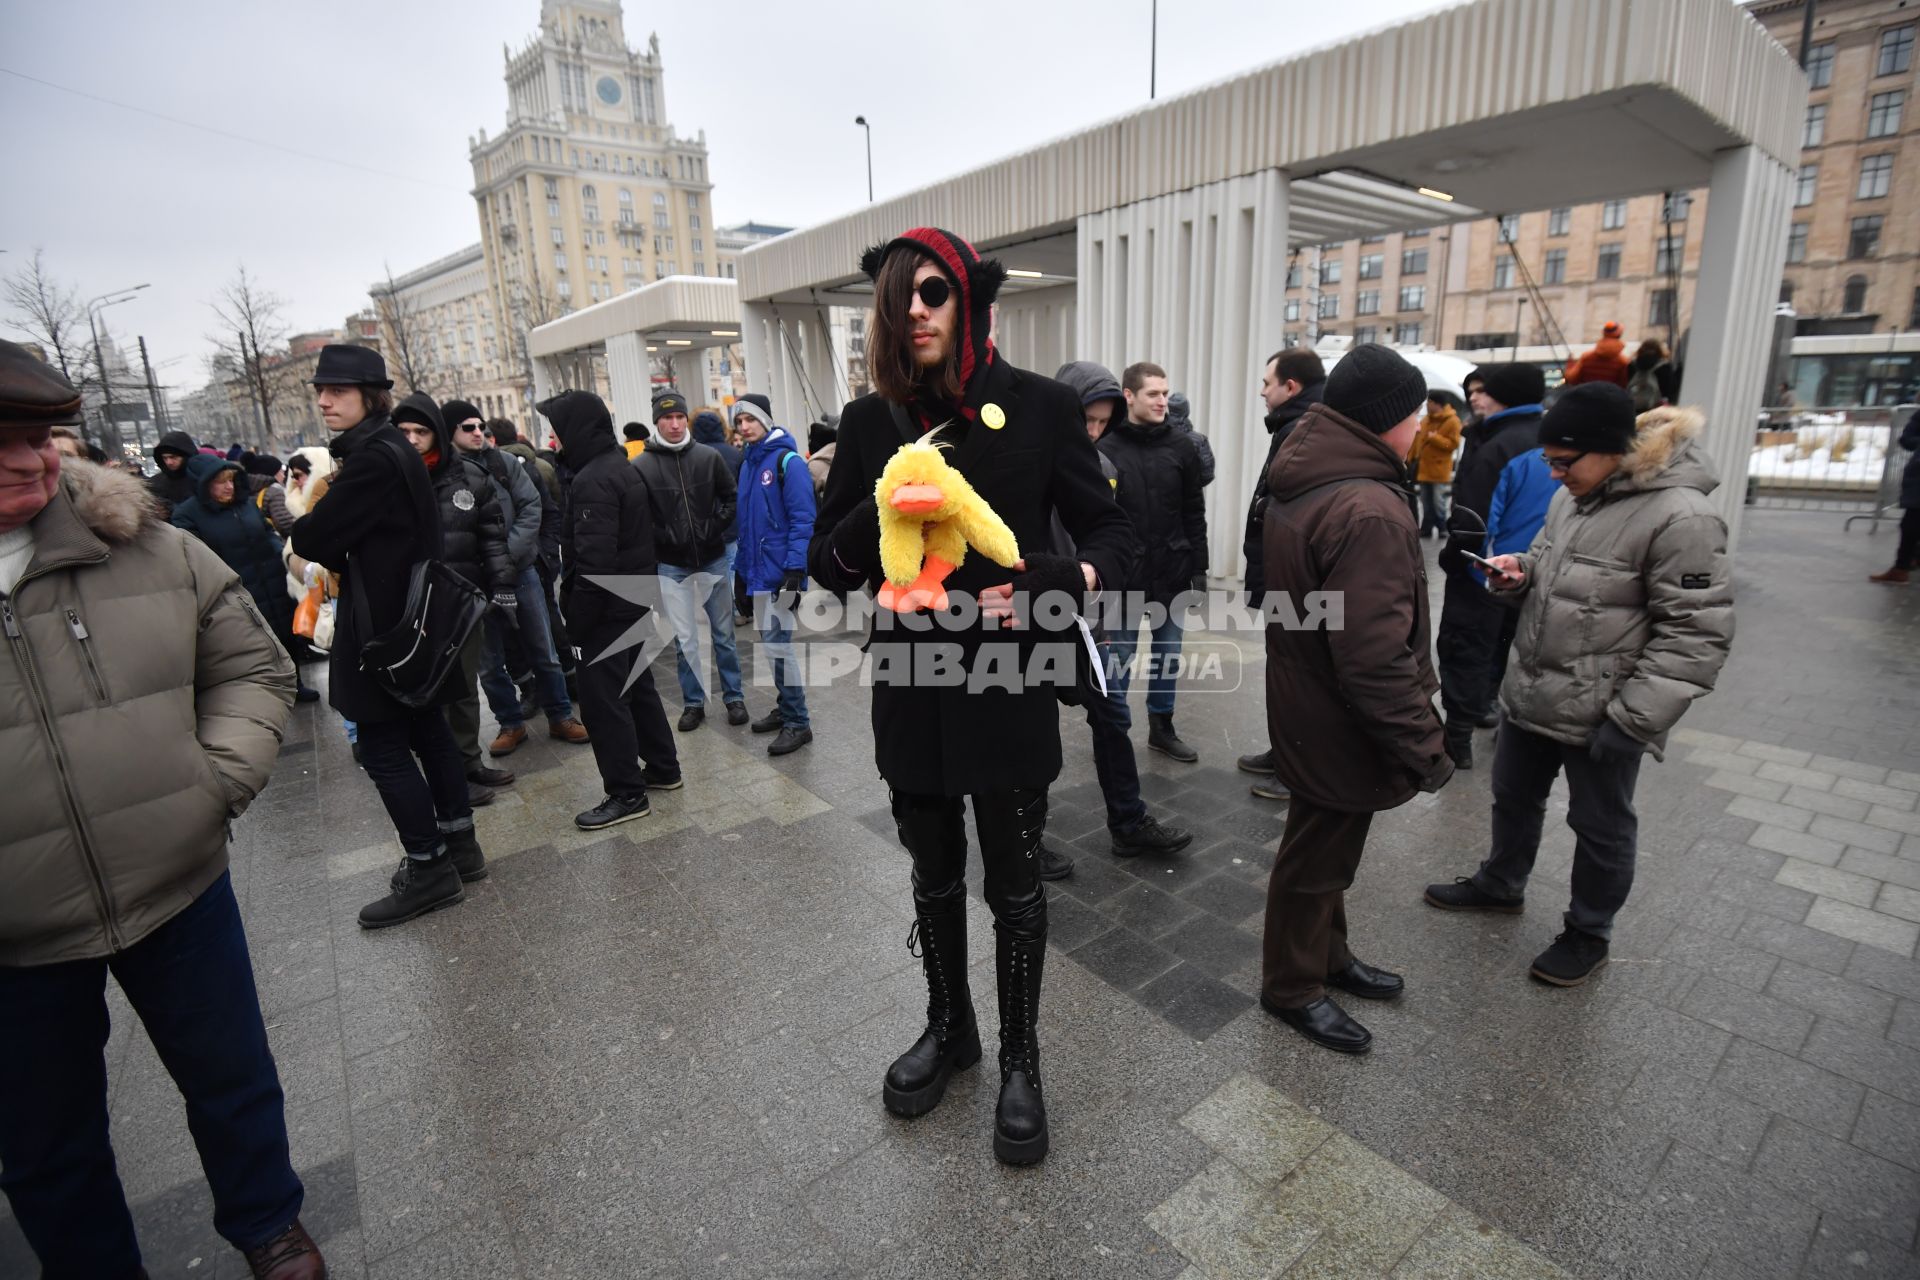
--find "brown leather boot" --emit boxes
[549,717,590,743]
[242,1220,327,1279]
[489,725,528,756]
[1869,567,1910,584]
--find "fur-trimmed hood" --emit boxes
[1606,405,1718,497]
[57,459,158,545]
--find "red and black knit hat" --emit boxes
[860,227,1009,413]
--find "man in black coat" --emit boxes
[146,428,199,516]
[809,228,1137,1166]
[391,394,516,806]
[1238,348,1326,800]
[1097,360,1210,764]
[290,346,488,929]
[541,389,680,831]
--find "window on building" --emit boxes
[547,200,560,218]
[618,188,632,205]
[1497,213,1520,242]
[581,184,596,201]
[583,205,599,223]
[1284,298,1301,322]
[1804,103,1827,149]
[1661,193,1691,222]
[1780,279,1795,306]
[1649,288,1675,327]
[1849,215,1884,258]
[1405,227,1429,238]
[655,261,668,279]
[1494,255,1515,289]
[1401,247,1428,275]
[1879,25,1914,76]
[690,214,702,230]
[654,211,670,229]
[1909,286,1920,330]
[554,251,566,270]
[1399,284,1427,311]
[1596,243,1622,279]
[1286,263,1302,289]
[1601,199,1627,230]
[595,230,606,246]
[687,192,700,210]
[694,264,706,276]
[653,192,667,206]
[1858,154,1894,199]
[1656,235,1684,274]
[692,239,703,254]
[1317,294,1340,320]
[1361,233,1386,245]
[1542,249,1566,285]
[1786,223,1809,264]
[551,227,563,245]
[1356,290,1381,315]
[1320,259,1342,285]
[1868,90,1905,138]
[569,149,578,167]
[1353,325,1378,344]
[1844,275,1869,312]
[724,263,736,279]
[1806,41,1835,88]
[557,279,572,299]
[1796,164,1818,207]
[1548,207,1571,236]
[544,178,558,200]
[1395,322,1423,345]
[1359,254,1384,279]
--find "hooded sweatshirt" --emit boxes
[540,390,656,641]
[146,429,201,513]
[169,453,286,620]
[1565,337,1631,388]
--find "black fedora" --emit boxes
[310,344,393,389]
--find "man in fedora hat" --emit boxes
[291,345,491,928]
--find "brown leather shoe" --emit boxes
[1869,567,1910,584]
[489,725,528,756]
[242,1220,327,1279]
[549,717,590,743]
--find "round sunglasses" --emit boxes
[914,276,953,309]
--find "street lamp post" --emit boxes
[84,283,149,463]
[854,116,873,203]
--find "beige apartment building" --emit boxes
[368,245,523,422]
[468,0,717,409]
[1286,0,1916,369]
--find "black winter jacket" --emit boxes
[1099,416,1209,602]
[146,429,202,516]
[691,413,743,543]
[541,391,657,644]
[290,413,448,723]
[397,393,511,596]
[169,454,286,626]
[633,441,736,569]
[469,445,542,574]
[1243,380,1325,600]
[1441,406,1542,578]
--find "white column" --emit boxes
[1679,145,1796,555]
[604,332,652,431]
[800,312,843,422]
[742,300,777,399]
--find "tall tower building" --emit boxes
[470,0,717,407]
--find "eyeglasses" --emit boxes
[1540,450,1587,473]
[456,422,484,434]
[913,276,952,310]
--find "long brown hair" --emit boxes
[867,247,962,405]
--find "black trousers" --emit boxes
[1895,506,1920,571]
[1472,720,1643,940]
[1261,795,1373,1008]
[1436,571,1506,733]
[891,790,1047,945]
[444,628,486,774]
[357,707,472,859]
[576,641,678,797]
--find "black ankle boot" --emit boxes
[884,911,980,1117]
[993,931,1049,1165]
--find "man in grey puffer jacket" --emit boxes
[1424,385,1733,987]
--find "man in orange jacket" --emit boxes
[1564,322,1631,388]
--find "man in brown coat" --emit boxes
[1259,343,1456,1054]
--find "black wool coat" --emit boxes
[809,357,1139,797]
[290,415,448,723]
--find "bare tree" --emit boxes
[507,265,572,392]
[372,264,435,396]
[207,265,288,450]
[3,248,98,395]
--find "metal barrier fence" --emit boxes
[1747,404,1915,515]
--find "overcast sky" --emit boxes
[2,0,1447,396]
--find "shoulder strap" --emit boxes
[372,435,440,562]
[885,402,919,446]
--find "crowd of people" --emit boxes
[2,228,1746,1274]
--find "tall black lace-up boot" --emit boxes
[993,929,1049,1165]
[882,910,981,1117]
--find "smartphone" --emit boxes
[1461,550,1517,580]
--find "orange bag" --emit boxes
[293,582,324,639]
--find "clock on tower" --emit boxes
[595,75,622,105]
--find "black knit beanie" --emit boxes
[1476,362,1547,410]
[651,389,688,424]
[1322,343,1429,434]
[1540,383,1638,454]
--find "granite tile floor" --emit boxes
[3,510,1918,1279]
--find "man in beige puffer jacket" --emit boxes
[0,340,326,1278]
[1425,385,1733,987]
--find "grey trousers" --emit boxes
[1471,719,1643,939]
[444,629,487,775]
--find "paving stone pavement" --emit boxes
[2,509,1917,1279]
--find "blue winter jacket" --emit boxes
[735,426,815,593]
[1479,422,1561,584]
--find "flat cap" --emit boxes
[0,338,84,428]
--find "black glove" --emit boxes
[1418,755,1457,794]
[1009,553,1087,613]
[1190,573,1207,595]
[828,498,881,584]
[775,569,808,609]
[489,590,519,617]
[1437,537,1469,577]
[1589,719,1647,766]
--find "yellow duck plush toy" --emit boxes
[875,440,1020,612]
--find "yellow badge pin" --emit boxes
[981,403,1006,430]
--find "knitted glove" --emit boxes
[489,590,519,617]
[1010,552,1088,611]
[1589,719,1648,766]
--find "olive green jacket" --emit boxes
[0,462,294,965]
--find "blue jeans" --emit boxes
[0,874,303,1276]
[756,597,809,729]
[1084,642,1147,832]
[660,553,744,708]
[1105,609,1186,718]
[479,565,573,729]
